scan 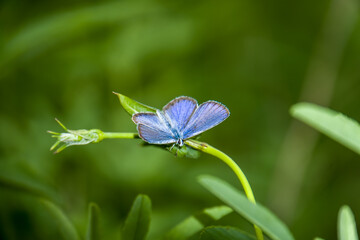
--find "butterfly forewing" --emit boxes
[132,112,176,144]
[182,101,229,139]
[163,96,198,133]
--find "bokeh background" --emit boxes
[1,0,360,239]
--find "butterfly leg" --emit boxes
[169,143,180,157]
[170,143,176,151]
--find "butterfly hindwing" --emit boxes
[163,96,198,133]
[182,101,229,139]
[137,124,176,144]
[132,112,176,144]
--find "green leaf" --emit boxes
[41,199,80,240]
[168,144,201,159]
[86,203,101,240]
[141,139,201,158]
[338,205,359,240]
[122,194,152,240]
[314,238,326,240]
[198,175,295,240]
[290,102,360,155]
[0,171,59,203]
[114,92,157,115]
[200,226,256,240]
[165,205,233,240]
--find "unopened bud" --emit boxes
[48,119,104,154]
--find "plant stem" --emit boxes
[185,139,264,240]
[102,132,139,139]
[64,131,263,239]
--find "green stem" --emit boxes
[185,139,264,240]
[102,132,139,139]
[52,128,263,239]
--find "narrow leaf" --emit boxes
[200,226,256,240]
[165,205,232,240]
[291,102,360,155]
[0,172,59,203]
[41,199,79,240]
[86,203,101,240]
[122,194,152,240]
[114,93,156,115]
[198,175,295,240]
[338,205,359,240]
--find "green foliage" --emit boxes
[121,194,152,240]
[200,226,256,240]
[0,172,59,203]
[199,175,295,240]
[165,205,232,240]
[338,205,359,240]
[1,0,360,239]
[41,199,80,240]
[1,1,162,69]
[114,92,157,115]
[291,103,360,155]
[166,144,201,159]
[86,203,101,240]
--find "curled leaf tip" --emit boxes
[114,92,157,115]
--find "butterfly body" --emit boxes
[132,96,229,147]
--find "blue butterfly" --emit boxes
[132,96,230,147]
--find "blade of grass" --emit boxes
[338,205,359,240]
[291,103,360,155]
[40,199,79,240]
[0,172,59,203]
[121,194,152,240]
[200,226,256,240]
[86,203,101,240]
[165,205,233,240]
[199,175,295,240]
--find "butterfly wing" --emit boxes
[163,96,198,134]
[182,101,230,139]
[132,112,176,144]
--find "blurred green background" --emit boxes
[1,0,360,239]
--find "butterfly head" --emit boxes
[176,138,184,147]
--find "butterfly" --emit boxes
[132,96,230,147]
